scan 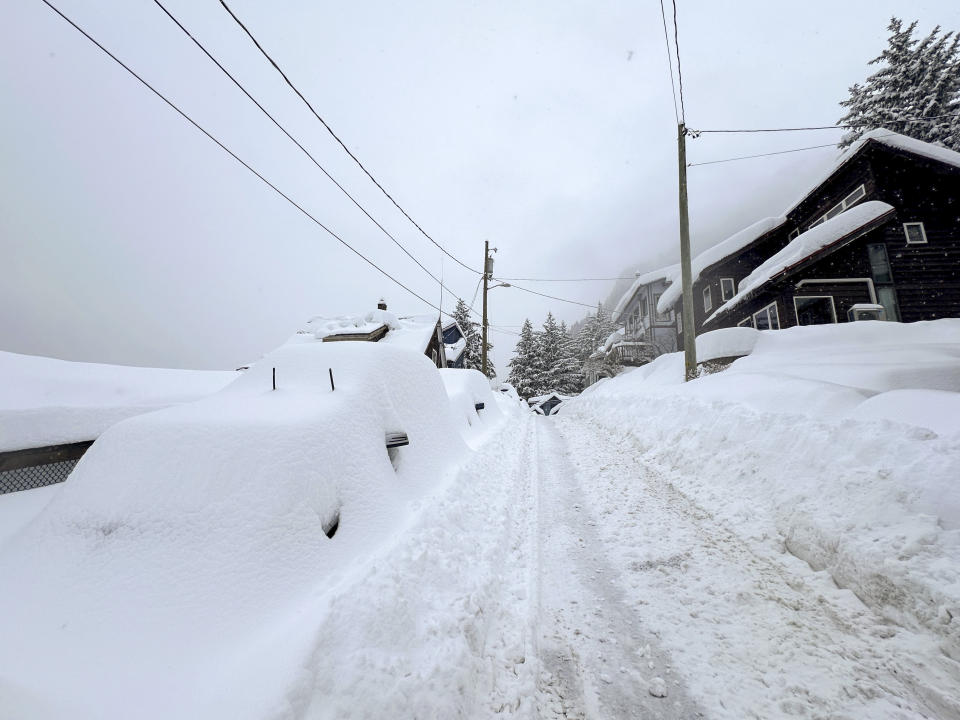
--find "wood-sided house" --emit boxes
[658,129,960,343]
[609,264,681,364]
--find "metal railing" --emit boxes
[0,441,93,495]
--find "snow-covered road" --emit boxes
[270,410,959,719]
[533,419,700,718]
[550,414,960,719]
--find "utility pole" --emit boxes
[481,240,490,376]
[678,123,697,381]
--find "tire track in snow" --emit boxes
[533,418,702,719]
[554,415,960,719]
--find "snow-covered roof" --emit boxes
[444,337,466,363]
[656,130,960,319]
[613,263,680,319]
[381,315,440,355]
[657,217,785,315]
[601,327,625,353]
[708,200,896,322]
[302,309,399,340]
[782,128,960,218]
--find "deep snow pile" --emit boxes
[563,320,960,659]
[0,342,512,719]
[0,351,237,451]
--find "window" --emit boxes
[753,302,780,330]
[844,185,866,206]
[654,293,670,322]
[903,222,927,244]
[677,312,683,335]
[867,243,893,284]
[720,277,735,301]
[640,295,648,319]
[737,317,754,328]
[703,286,712,312]
[788,228,800,240]
[793,296,837,326]
[876,287,901,321]
[810,184,867,228]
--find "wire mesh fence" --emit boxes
[0,459,79,494]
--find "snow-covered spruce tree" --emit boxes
[450,298,496,378]
[534,312,564,394]
[507,319,538,400]
[557,321,584,395]
[450,298,481,370]
[575,312,599,362]
[839,18,960,150]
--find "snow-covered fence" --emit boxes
[0,441,93,494]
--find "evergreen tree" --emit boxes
[507,319,538,399]
[449,298,496,378]
[556,321,584,395]
[450,298,481,370]
[534,312,564,394]
[839,18,960,150]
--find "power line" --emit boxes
[151,0,474,315]
[217,0,482,276]
[657,0,680,126]
[495,276,635,282]
[496,281,598,309]
[468,275,483,312]
[671,0,686,123]
[38,0,451,319]
[688,131,905,167]
[688,142,842,167]
[696,114,960,134]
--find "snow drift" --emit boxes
[563,320,960,660]
[0,340,472,719]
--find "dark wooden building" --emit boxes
[660,129,960,340]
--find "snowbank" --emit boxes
[563,320,960,658]
[0,351,237,451]
[696,326,760,362]
[0,340,470,719]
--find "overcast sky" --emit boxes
[2,0,958,373]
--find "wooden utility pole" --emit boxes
[481,240,490,376]
[678,123,697,381]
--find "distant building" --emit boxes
[441,321,467,368]
[300,301,447,368]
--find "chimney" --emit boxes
[377,298,387,311]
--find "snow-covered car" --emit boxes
[0,340,471,719]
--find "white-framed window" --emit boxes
[903,222,928,244]
[640,295,648,319]
[753,302,780,330]
[843,184,866,206]
[677,312,683,335]
[720,277,735,302]
[703,286,712,312]
[737,317,754,328]
[793,295,837,326]
[788,228,800,240]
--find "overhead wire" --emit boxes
[657,0,680,126]
[495,281,599,309]
[695,113,960,134]
[37,0,454,319]
[150,0,474,313]
[688,132,899,168]
[670,0,686,123]
[217,0,482,276]
[494,275,635,282]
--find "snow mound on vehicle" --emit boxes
[0,340,467,720]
